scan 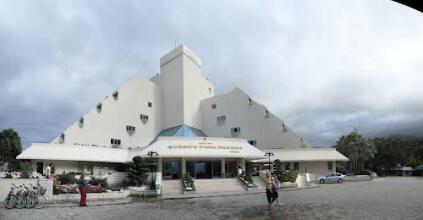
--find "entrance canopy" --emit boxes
[252,147,348,163]
[134,137,265,160]
[17,143,129,163]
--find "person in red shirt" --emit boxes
[78,172,87,207]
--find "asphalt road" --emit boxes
[1,177,422,220]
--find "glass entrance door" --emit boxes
[163,159,181,180]
[186,160,222,179]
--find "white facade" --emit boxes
[51,45,304,151]
[19,45,348,183]
[201,88,305,149]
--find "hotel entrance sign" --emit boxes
[167,145,243,153]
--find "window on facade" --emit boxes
[231,127,240,136]
[112,91,119,100]
[248,97,253,105]
[148,102,152,108]
[294,162,299,171]
[140,114,149,123]
[248,140,257,146]
[208,88,212,94]
[78,117,84,126]
[211,103,216,109]
[285,162,290,171]
[59,133,65,144]
[328,161,333,170]
[282,123,287,132]
[217,115,226,122]
[111,138,121,146]
[96,103,102,112]
[265,109,270,118]
[126,125,136,132]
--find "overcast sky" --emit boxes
[1,0,423,148]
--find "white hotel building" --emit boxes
[18,45,347,187]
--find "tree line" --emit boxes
[333,129,423,175]
[0,128,22,171]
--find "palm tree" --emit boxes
[334,129,376,174]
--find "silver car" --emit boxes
[318,172,345,184]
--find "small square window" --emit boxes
[248,140,257,146]
[111,138,121,146]
[231,127,240,136]
[148,102,152,108]
[126,125,136,132]
[112,91,119,100]
[211,103,217,109]
[140,114,149,123]
[217,115,226,122]
[96,103,102,112]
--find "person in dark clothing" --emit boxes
[79,172,87,207]
[265,172,275,210]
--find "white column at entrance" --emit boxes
[221,158,225,178]
[158,158,163,173]
[181,158,186,175]
[240,159,246,171]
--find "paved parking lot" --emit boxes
[1,177,422,220]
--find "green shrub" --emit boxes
[19,162,33,178]
[127,156,149,186]
[57,172,77,185]
[90,176,108,187]
[183,172,194,187]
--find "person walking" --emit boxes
[78,172,87,207]
[265,172,275,210]
[271,174,282,206]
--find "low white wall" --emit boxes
[299,161,331,181]
[0,178,53,201]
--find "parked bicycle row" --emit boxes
[4,182,46,209]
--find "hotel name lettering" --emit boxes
[167,145,243,152]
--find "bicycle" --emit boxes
[33,180,46,209]
[4,183,18,209]
[25,183,38,208]
[15,184,28,209]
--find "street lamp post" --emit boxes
[264,152,274,171]
[147,150,159,190]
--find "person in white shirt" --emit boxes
[46,164,52,179]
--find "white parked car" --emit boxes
[318,172,346,184]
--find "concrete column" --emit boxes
[181,158,186,176]
[240,159,246,171]
[221,158,225,178]
[158,158,163,173]
[332,161,336,172]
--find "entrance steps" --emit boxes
[161,178,246,197]
[161,180,183,197]
[194,178,245,194]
